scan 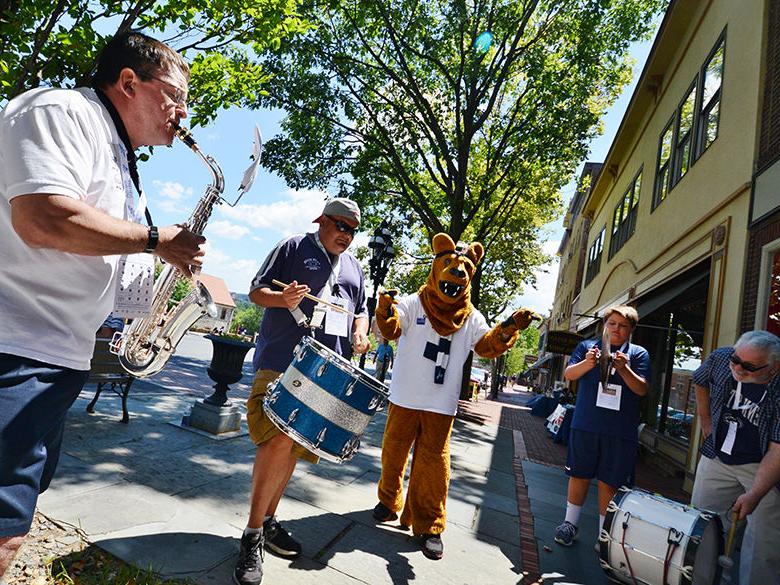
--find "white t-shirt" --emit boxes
[0,87,134,370]
[389,295,490,416]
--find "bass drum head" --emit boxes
[690,514,723,585]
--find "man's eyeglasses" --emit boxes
[146,74,187,108]
[326,215,358,236]
[729,353,769,373]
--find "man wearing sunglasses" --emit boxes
[235,197,369,585]
[691,330,780,584]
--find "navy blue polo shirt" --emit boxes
[250,233,367,372]
[569,339,651,441]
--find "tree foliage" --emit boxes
[258,0,666,318]
[231,300,264,334]
[504,326,541,374]
[0,0,307,125]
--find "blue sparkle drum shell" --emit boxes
[264,336,389,463]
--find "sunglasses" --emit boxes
[146,74,188,108]
[326,215,358,236]
[729,353,770,373]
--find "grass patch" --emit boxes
[45,545,194,585]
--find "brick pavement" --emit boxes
[456,385,690,579]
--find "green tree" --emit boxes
[0,0,307,126]
[259,0,667,317]
[231,301,264,335]
[504,326,540,375]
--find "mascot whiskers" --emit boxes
[372,232,537,560]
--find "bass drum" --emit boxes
[599,487,723,585]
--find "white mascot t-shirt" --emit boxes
[388,294,490,416]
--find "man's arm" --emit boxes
[564,346,598,381]
[11,194,204,277]
[351,316,369,354]
[693,384,713,439]
[732,442,780,520]
[612,351,649,396]
[249,281,309,309]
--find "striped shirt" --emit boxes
[694,347,780,460]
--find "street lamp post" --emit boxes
[359,221,395,371]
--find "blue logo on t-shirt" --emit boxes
[303,258,322,271]
[416,316,426,325]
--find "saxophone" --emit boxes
[116,123,223,377]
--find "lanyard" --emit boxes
[95,89,153,227]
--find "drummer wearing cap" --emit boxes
[234,197,369,585]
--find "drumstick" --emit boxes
[271,279,357,317]
[718,510,739,572]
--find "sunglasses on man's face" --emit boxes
[729,353,770,373]
[326,215,358,236]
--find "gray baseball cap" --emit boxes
[314,197,361,225]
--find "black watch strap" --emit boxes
[144,225,159,253]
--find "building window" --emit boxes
[766,249,780,336]
[608,170,642,258]
[696,36,725,158]
[584,227,605,285]
[653,118,674,209]
[653,32,726,210]
[672,81,697,185]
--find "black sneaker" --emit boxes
[420,533,444,560]
[233,531,263,585]
[372,502,398,522]
[263,517,302,558]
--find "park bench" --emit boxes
[85,338,136,423]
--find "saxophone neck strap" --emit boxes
[95,88,153,227]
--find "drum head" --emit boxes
[690,515,723,585]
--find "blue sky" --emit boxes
[139,36,656,316]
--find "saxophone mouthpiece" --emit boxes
[172,122,198,150]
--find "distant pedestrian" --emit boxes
[374,338,394,383]
[553,306,650,548]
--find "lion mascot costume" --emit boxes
[372,232,536,560]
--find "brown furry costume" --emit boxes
[374,233,535,555]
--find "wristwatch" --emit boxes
[144,225,159,253]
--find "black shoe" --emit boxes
[263,517,302,558]
[233,531,263,585]
[420,533,444,560]
[372,502,398,522]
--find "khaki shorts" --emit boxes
[246,369,319,463]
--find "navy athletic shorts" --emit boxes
[566,428,637,488]
[0,353,87,536]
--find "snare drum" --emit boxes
[600,487,723,585]
[264,336,389,463]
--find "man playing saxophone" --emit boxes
[0,31,204,578]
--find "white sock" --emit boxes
[564,502,582,527]
[263,515,273,523]
[599,514,605,532]
[244,525,262,536]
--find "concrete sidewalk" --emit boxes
[38,334,527,584]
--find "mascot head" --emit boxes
[419,233,484,336]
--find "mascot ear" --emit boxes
[432,233,456,255]
[467,242,484,265]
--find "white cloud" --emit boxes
[219,188,330,237]
[201,243,260,294]
[152,180,193,214]
[207,220,251,240]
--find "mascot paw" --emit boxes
[377,289,399,318]
[502,308,537,333]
